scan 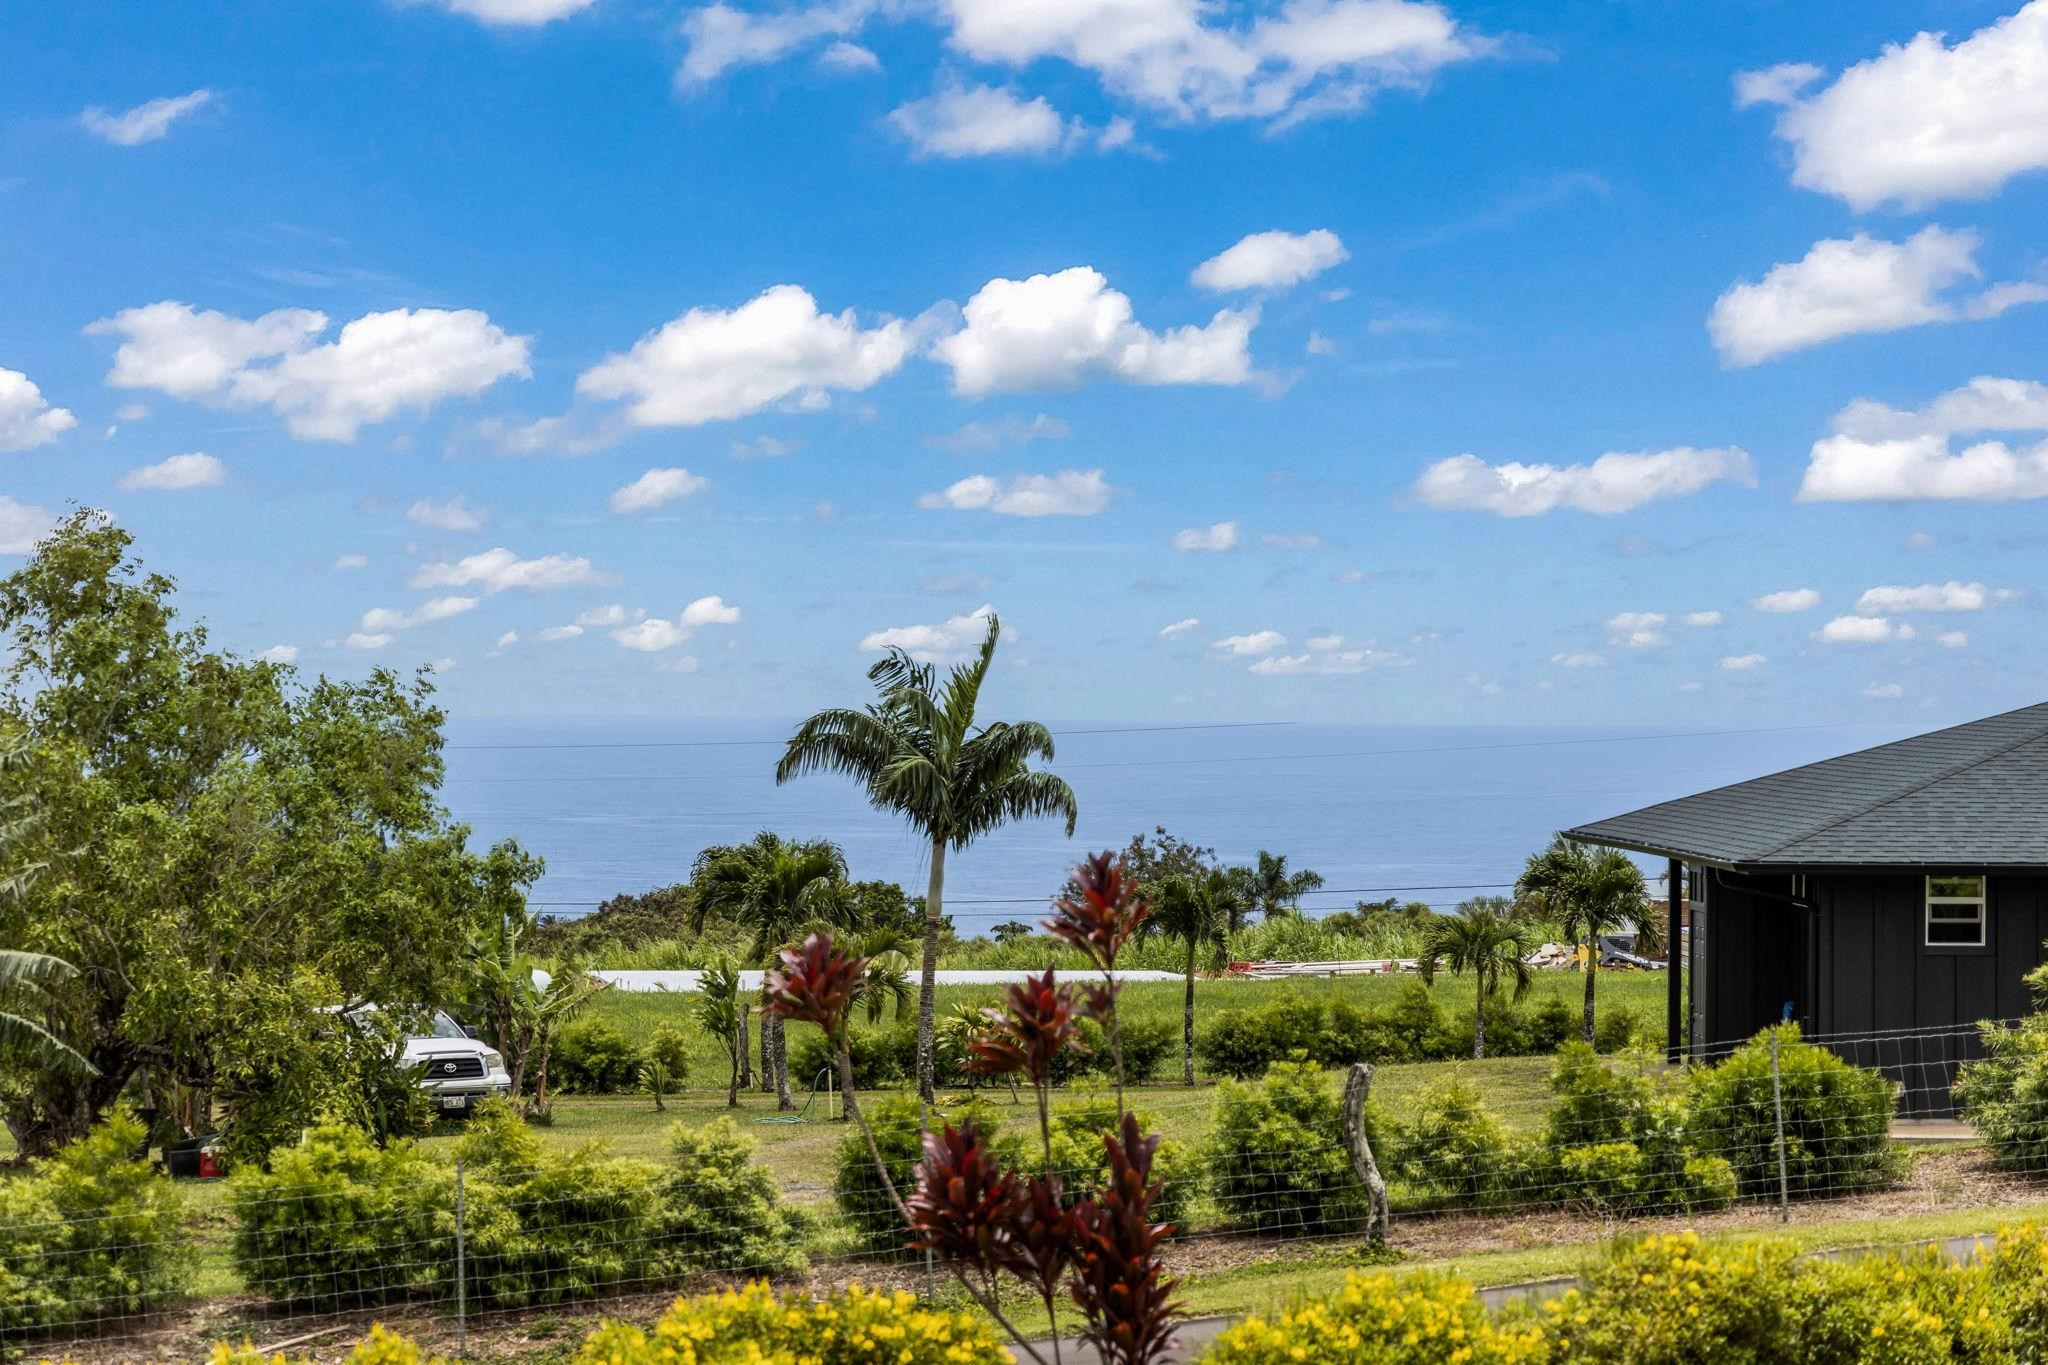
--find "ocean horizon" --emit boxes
[440,716,1917,930]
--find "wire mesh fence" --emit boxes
[0,1016,2037,1362]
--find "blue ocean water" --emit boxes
[439,718,1914,931]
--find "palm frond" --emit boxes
[0,949,76,990]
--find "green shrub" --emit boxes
[1039,1091,1201,1230]
[571,1282,1008,1364]
[1110,1015,1175,1083]
[1593,1003,1644,1054]
[1685,1024,1904,1198]
[1206,1061,1368,1234]
[1205,1269,1546,1364]
[1957,971,2048,1171]
[227,1121,452,1309]
[1545,1042,1656,1147]
[1388,1075,1509,1206]
[553,1019,643,1094]
[0,1114,184,1334]
[831,1094,1019,1254]
[641,1024,691,1093]
[655,1119,805,1276]
[1197,994,1326,1078]
[791,1021,916,1090]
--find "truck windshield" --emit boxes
[426,1012,469,1040]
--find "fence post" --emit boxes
[1770,1029,1790,1224]
[455,1156,469,1356]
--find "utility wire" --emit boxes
[444,720,1298,751]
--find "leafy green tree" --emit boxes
[0,735,91,1076]
[1151,870,1246,1085]
[1516,837,1648,1044]
[465,873,605,1120]
[777,616,1077,1101]
[691,833,851,1109]
[1418,897,1532,1059]
[1237,849,1325,921]
[0,512,525,1155]
[991,921,1035,945]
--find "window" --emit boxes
[1926,875,1987,947]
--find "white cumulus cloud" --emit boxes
[408,0,598,24]
[256,644,299,664]
[406,496,488,532]
[1213,630,1287,656]
[117,452,224,491]
[0,367,78,452]
[1550,652,1607,669]
[88,301,530,441]
[1412,447,1755,516]
[81,89,214,145]
[1818,615,1903,644]
[1172,520,1240,552]
[1751,588,1821,613]
[1800,375,2048,501]
[1939,630,1970,648]
[609,467,709,515]
[357,596,479,637]
[917,468,1113,516]
[859,603,994,663]
[576,285,910,427]
[1854,581,2011,613]
[1707,228,2043,367]
[1684,610,1723,627]
[1192,229,1349,292]
[1157,617,1201,640]
[1864,681,1906,700]
[889,83,1081,158]
[1605,611,1669,648]
[411,548,607,594]
[1719,653,1767,671]
[612,596,742,652]
[1741,3,2048,209]
[934,267,1257,396]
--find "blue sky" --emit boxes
[3,0,2047,726]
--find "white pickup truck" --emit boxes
[403,1010,513,1114]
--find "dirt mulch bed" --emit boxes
[27,1148,2038,1363]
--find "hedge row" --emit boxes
[1196,982,1648,1078]
[1203,1026,1902,1233]
[0,1113,183,1335]
[1208,1226,2048,1364]
[793,1014,1179,1091]
[228,1105,801,1310]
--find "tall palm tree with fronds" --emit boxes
[1238,850,1325,921]
[1152,870,1245,1085]
[777,616,1078,1101]
[0,734,91,1076]
[1418,898,1532,1059]
[692,832,851,1109]
[1516,836,1648,1044]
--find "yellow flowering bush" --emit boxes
[1543,1231,1797,1361]
[1205,1271,1547,1365]
[571,1282,1009,1365]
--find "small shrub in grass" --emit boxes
[1111,1014,1175,1082]
[0,1114,184,1334]
[552,1019,643,1093]
[1196,994,1326,1078]
[1593,1003,1644,1054]
[790,1020,915,1089]
[1545,1041,1656,1147]
[1040,1090,1202,1230]
[640,1024,690,1093]
[654,1119,805,1277]
[1204,1270,1546,1364]
[228,1122,451,1309]
[1206,1060,1369,1234]
[1685,1023,1904,1198]
[1957,969,2048,1171]
[1388,1074,1511,1207]
[830,1093,1019,1254]
[571,1282,1008,1365]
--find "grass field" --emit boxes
[582,968,1674,1088]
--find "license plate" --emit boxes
[439,1095,468,1111]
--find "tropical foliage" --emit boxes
[1417,898,1532,1058]
[1515,837,1649,1044]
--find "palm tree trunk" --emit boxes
[771,1013,794,1110]
[917,836,946,1103]
[1182,939,1197,1086]
[758,987,775,1093]
[737,1003,751,1089]
[1473,994,1486,1060]
[1582,938,1597,1045]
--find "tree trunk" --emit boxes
[1582,936,1598,1045]
[1182,940,1197,1086]
[758,988,775,1093]
[771,1013,794,1110]
[737,1000,752,1089]
[1340,1063,1390,1243]
[1473,993,1486,1060]
[917,836,946,1103]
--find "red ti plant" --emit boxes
[967,967,1086,1165]
[1045,852,1152,1116]
[1069,1114,1184,1365]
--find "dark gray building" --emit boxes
[1565,702,2048,1113]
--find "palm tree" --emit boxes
[693,959,746,1108]
[1418,898,1532,1059]
[692,832,851,1110]
[1238,850,1325,921]
[777,616,1078,1101]
[1516,837,1648,1044]
[1151,870,1244,1085]
[0,950,91,1074]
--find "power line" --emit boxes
[444,720,1299,752]
[524,880,1523,910]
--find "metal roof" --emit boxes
[1562,702,2048,869]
